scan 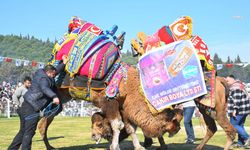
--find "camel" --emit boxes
[38,66,183,150]
[91,108,183,149]
[37,87,125,150]
[130,25,236,149]
[91,111,176,149]
[90,76,236,150]
[194,76,236,150]
[38,63,236,150]
[37,18,235,149]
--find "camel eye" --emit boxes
[97,122,103,128]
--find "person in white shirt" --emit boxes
[8,76,31,149]
[12,77,32,108]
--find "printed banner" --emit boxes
[138,40,207,111]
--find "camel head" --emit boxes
[163,108,183,137]
[91,112,112,144]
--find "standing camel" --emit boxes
[37,65,183,150]
[194,76,236,150]
[90,74,236,150]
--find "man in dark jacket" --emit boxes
[8,56,68,150]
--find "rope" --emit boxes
[25,102,60,121]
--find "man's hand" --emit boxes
[53,97,60,105]
[232,109,237,117]
[62,55,69,64]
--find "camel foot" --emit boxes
[135,146,146,150]
[109,144,120,150]
[224,140,234,150]
[195,145,203,150]
[156,145,168,150]
[143,138,153,148]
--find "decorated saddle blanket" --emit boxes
[48,22,94,65]
[197,70,216,108]
[50,22,121,80]
[138,40,207,113]
[60,60,123,101]
[105,63,130,99]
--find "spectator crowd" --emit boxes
[0,81,99,117]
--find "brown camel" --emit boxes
[38,87,125,150]
[90,76,236,150]
[91,108,183,149]
[194,76,236,150]
[38,65,235,150]
[91,112,160,148]
[131,32,236,149]
[37,66,183,150]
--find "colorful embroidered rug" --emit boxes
[106,63,130,99]
[48,22,94,66]
[66,24,103,77]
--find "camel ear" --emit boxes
[91,112,104,123]
[171,116,177,122]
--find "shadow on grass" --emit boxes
[58,140,224,150]
[35,136,65,142]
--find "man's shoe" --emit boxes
[185,139,195,144]
[233,143,244,148]
[244,137,250,147]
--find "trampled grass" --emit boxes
[0,116,250,150]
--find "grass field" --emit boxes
[1,116,250,150]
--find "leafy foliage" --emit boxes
[0,34,250,83]
[0,34,54,61]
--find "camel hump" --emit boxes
[65,25,121,78]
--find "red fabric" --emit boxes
[31,61,37,67]
[68,17,84,33]
[226,64,233,68]
[78,42,118,79]
[55,39,75,60]
[4,57,12,62]
[157,26,174,45]
[79,23,93,33]
[55,23,95,60]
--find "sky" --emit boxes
[0,0,250,63]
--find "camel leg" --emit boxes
[196,107,217,150]
[143,136,153,148]
[216,112,236,150]
[109,119,122,150]
[38,116,55,150]
[37,103,63,150]
[124,122,145,150]
[157,136,168,150]
[99,100,123,150]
